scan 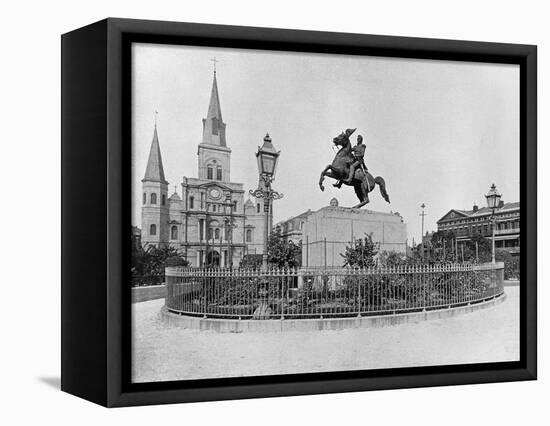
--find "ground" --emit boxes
[131,285,519,383]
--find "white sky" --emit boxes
[132,43,519,243]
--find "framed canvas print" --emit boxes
[61,18,537,407]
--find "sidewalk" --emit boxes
[132,286,519,383]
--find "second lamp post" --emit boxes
[485,183,502,264]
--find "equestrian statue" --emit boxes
[319,128,390,208]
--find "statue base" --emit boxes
[301,206,407,267]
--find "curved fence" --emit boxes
[165,262,504,320]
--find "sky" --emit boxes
[131,43,519,244]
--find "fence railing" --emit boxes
[165,262,504,320]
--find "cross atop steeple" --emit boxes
[210,57,219,74]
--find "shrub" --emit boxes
[341,234,379,268]
[165,256,189,267]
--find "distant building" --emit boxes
[275,209,313,244]
[437,200,520,256]
[140,70,266,266]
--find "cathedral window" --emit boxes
[150,193,157,204]
[216,166,222,181]
[214,228,220,239]
[233,201,237,212]
[189,196,194,209]
[162,194,166,206]
[213,205,217,213]
[207,165,213,180]
[246,229,252,242]
[171,226,178,240]
[257,203,260,213]
[149,224,157,236]
[143,193,146,205]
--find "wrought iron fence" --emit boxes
[165,262,504,319]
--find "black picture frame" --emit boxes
[61,17,537,407]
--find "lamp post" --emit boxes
[420,203,426,260]
[223,193,237,267]
[485,183,502,264]
[249,133,284,270]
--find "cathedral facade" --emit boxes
[140,71,266,267]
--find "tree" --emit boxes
[464,234,492,263]
[165,255,189,267]
[495,249,520,279]
[340,233,379,268]
[131,232,187,285]
[267,229,302,268]
[427,230,458,262]
[378,250,407,267]
[239,254,263,269]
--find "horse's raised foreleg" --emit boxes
[319,165,333,191]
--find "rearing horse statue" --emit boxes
[319,128,390,208]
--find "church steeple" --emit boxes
[143,121,168,184]
[207,71,223,121]
[197,66,232,182]
[202,70,227,147]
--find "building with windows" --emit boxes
[436,200,520,256]
[275,209,313,244]
[140,70,266,266]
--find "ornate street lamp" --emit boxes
[249,133,284,270]
[223,192,237,267]
[485,183,502,263]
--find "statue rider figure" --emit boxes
[344,134,367,183]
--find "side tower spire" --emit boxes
[141,116,169,247]
[143,119,168,184]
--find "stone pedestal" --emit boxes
[301,206,407,267]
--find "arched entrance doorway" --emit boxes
[206,250,220,267]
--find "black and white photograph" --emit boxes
[2,0,545,420]
[130,42,521,384]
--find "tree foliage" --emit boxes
[378,250,407,267]
[495,249,520,279]
[131,235,188,285]
[340,233,379,268]
[423,231,492,263]
[426,230,459,262]
[267,229,302,268]
[239,254,263,269]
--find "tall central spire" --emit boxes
[202,70,226,146]
[207,72,223,121]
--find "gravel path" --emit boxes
[131,286,519,383]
